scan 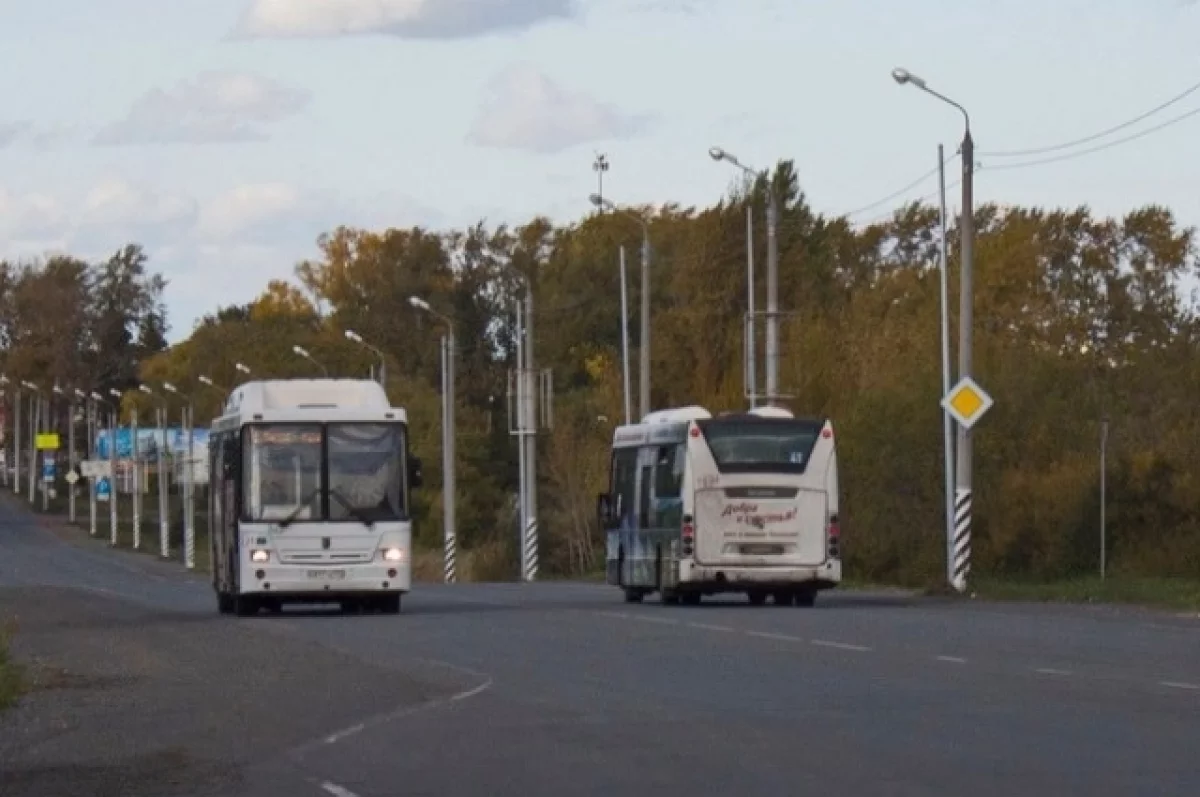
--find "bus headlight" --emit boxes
[381,547,404,562]
[250,549,270,563]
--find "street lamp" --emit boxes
[345,328,387,385]
[20,380,40,505]
[710,145,778,406]
[292,345,329,376]
[139,383,171,558]
[3,376,19,495]
[163,381,197,570]
[234,362,252,377]
[408,294,457,584]
[89,390,119,545]
[893,66,975,594]
[589,193,651,420]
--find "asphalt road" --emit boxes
[2,497,1199,797]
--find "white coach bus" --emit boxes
[597,405,841,606]
[209,379,423,616]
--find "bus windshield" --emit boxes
[697,418,823,473]
[244,424,322,522]
[242,422,406,523]
[328,423,405,521]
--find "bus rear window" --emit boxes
[696,419,823,473]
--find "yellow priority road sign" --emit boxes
[941,376,994,430]
[35,432,60,450]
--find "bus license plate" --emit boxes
[741,544,783,556]
[307,569,346,580]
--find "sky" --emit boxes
[2,0,1199,342]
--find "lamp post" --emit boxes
[709,145,777,406]
[21,381,40,505]
[163,381,196,570]
[408,295,457,583]
[109,388,127,546]
[590,194,651,419]
[73,388,94,533]
[91,391,119,546]
[139,384,170,558]
[589,194,645,422]
[892,66,975,592]
[292,345,328,377]
[345,329,387,386]
[4,376,19,496]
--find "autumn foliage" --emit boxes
[4,164,1199,586]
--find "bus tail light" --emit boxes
[827,515,840,559]
[682,520,695,557]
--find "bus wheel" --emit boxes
[380,594,402,614]
[794,589,817,607]
[216,591,233,614]
[232,594,259,617]
[661,589,680,605]
[680,592,701,606]
[622,588,644,603]
[747,590,768,606]
[773,591,794,606]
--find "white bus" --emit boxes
[597,405,841,606]
[209,379,423,616]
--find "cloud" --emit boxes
[0,122,31,148]
[94,71,310,146]
[467,63,651,154]
[235,0,576,39]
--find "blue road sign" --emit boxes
[42,457,56,483]
[96,476,111,502]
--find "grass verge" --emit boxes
[0,624,23,711]
[966,575,1200,612]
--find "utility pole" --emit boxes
[523,287,538,582]
[132,409,141,550]
[108,405,118,547]
[639,226,651,419]
[937,144,956,589]
[745,203,757,408]
[512,300,527,575]
[764,181,779,406]
[68,395,77,523]
[618,245,632,425]
[593,153,608,206]
[953,128,975,589]
[440,330,457,583]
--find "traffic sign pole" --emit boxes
[940,376,994,593]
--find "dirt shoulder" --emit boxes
[0,584,453,797]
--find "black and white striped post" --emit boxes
[940,375,993,593]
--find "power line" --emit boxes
[842,151,960,218]
[982,103,1200,170]
[979,77,1200,158]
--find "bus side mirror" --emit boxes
[596,493,612,527]
[409,456,423,489]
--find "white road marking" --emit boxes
[687,622,735,633]
[1160,681,1200,691]
[1034,668,1072,676]
[596,611,631,620]
[632,615,680,625]
[811,639,871,652]
[936,655,967,664]
[320,782,361,797]
[451,678,494,702]
[323,723,365,744]
[746,630,803,642]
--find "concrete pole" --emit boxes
[523,287,538,582]
[638,227,651,419]
[157,406,169,558]
[68,399,77,522]
[132,410,141,550]
[514,301,527,578]
[764,183,779,406]
[746,202,757,408]
[952,129,975,591]
[185,403,195,570]
[618,245,632,425]
[109,408,118,547]
[27,392,36,504]
[937,143,956,590]
[13,390,20,495]
[442,330,457,583]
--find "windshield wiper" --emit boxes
[277,487,322,528]
[327,488,376,528]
